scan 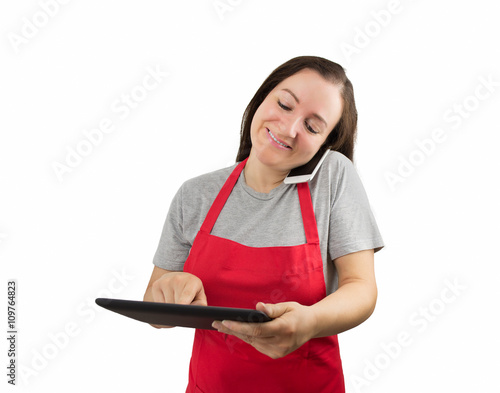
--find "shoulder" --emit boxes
[323,150,352,170]
[309,150,361,206]
[312,150,354,186]
[178,163,238,200]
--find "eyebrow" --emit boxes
[281,88,328,127]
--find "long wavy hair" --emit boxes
[236,56,357,163]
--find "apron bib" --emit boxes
[183,158,345,393]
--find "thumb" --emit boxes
[256,302,287,318]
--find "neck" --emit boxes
[243,151,289,193]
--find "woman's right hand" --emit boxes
[151,271,207,306]
[144,267,207,328]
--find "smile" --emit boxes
[267,128,291,149]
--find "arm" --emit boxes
[309,248,377,337]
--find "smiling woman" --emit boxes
[144,55,385,393]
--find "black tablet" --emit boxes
[95,298,272,330]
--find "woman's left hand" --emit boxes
[212,301,317,359]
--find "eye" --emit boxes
[277,100,291,111]
[305,121,319,135]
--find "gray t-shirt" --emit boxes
[153,150,384,294]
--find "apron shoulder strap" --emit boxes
[297,182,320,244]
[200,158,247,233]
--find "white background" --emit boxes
[1,1,499,392]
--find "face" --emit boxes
[249,68,343,173]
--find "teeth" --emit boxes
[268,129,290,148]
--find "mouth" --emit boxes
[267,128,292,150]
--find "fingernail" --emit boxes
[221,320,231,329]
[212,321,220,329]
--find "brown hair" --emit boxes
[236,56,357,163]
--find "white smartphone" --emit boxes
[284,150,330,184]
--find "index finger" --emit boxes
[175,281,204,305]
[214,319,279,338]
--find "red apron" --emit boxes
[183,158,345,393]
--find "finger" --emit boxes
[151,323,174,329]
[216,320,272,339]
[256,302,289,319]
[176,279,206,305]
[161,283,176,304]
[191,285,207,306]
[212,321,282,358]
[151,281,166,303]
[214,305,293,338]
[212,321,258,344]
[175,281,200,305]
[212,321,279,357]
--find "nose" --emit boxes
[279,116,301,139]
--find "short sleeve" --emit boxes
[328,156,384,261]
[152,185,192,271]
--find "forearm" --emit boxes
[310,279,377,338]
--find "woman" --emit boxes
[144,55,384,392]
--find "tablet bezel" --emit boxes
[95,298,272,330]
